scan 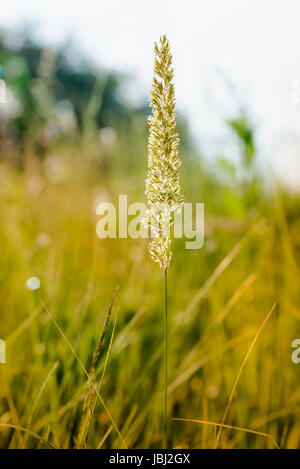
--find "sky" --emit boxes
[1,0,300,186]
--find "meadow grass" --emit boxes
[146,35,184,448]
[0,129,300,449]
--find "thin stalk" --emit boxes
[163,269,168,448]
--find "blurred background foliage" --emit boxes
[0,27,300,449]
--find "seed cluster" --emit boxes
[146,35,183,271]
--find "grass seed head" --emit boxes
[145,35,183,271]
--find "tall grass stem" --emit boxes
[163,269,168,449]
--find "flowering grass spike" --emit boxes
[146,35,183,271]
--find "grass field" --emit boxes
[0,124,300,449]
